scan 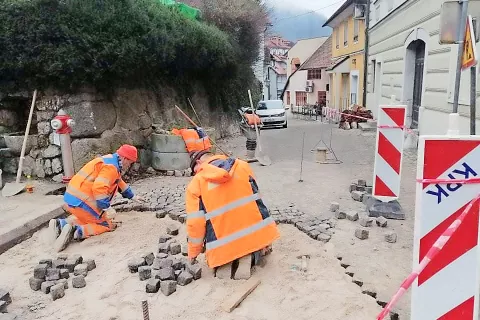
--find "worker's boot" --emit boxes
[48,219,61,244]
[54,224,75,252]
[233,255,252,280]
[215,262,234,279]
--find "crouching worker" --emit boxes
[186,150,280,279]
[49,145,144,252]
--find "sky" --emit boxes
[267,0,345,19]
[266,0,345,41]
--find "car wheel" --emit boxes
[283,122,288,128]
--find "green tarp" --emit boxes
[159,0,201,21]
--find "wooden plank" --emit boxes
[221,278,261,313]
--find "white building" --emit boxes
[366,0,480,136]
[253,31,265,85]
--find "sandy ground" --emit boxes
[0,212,382,320]
[0,116,417,319]
[217,116,417,318]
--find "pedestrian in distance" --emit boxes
[49,144,144,252]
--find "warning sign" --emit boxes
[462,15,477,70]
[412,136,480,319]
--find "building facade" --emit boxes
[283,37,328,106]
[323,0,367,110]
[282,37,332,107]
[366,0,480,135]
[263,36,292,100]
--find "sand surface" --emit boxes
[0,211,382,320]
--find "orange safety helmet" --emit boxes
[117,145,138,162]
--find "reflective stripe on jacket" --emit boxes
[172,128,212,152]
[185,154,280,268]
[64,153,134,217]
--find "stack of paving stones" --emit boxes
[331,200,397,243]
[335,255,399,320]
[333,179,398,243]
[29,254,96,301]
[349,179,372,203]
[113,185,186,216]
[127,224,201,296]
[269,204,335,243]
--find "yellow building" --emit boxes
[323,0,366,110]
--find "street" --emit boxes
[0,113,417,319]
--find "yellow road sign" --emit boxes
[462,15,477,70]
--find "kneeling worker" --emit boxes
[186,150,280,279]
[49,145,143,252]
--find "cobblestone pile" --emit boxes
[269,205,335,243]
[127,223,200,296]
[29,254,96,301]
[112,185,186,215]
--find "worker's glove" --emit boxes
[103,207,117,220]
[132,195,145,203]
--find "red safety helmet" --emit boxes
[117,145,138,162]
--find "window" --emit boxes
[371,59,376,93]
[318,91,326,106]
[353,19,359,42]
[295,91,307,106]
[286,91,291,105]
[335,28,340,49]
[344,22,348,46]
[307,69,322,80]
[375,4,380,22]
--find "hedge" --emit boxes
[0,0,239,94]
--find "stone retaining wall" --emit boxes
[0,85,239,180]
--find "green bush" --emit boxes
[0,0,237,94]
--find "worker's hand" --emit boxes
[104,207,117,219]
[132,195,145,203]
[189,257,197,265]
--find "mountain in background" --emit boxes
[268,6,332,42]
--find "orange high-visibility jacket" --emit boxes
[64,153,134,219]
[172,128,212,152]
[185,154,280,268]
[245,113,262,126]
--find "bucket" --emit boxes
[0,169,3,190]
[315,147,328,163]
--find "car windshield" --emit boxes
[257,100,284,110]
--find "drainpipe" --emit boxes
[362,0,370,107]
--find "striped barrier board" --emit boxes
[323,107,341,123]
[411,136,480,319]
[372,105,407,202]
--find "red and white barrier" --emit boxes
[410,135,480,319]
[372,104,407,201]
[322,107,341,123]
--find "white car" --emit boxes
[256,100,287,128]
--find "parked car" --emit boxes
[255,100,287,128]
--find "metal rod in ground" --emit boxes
[141,300,150,320]
[299,132,305,182]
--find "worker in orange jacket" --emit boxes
[172,127,212,152]
[185,150,280,279]
[49,145,144,252]
[239,108,262,160]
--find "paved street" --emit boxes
[0,112,418,319]
[221,112,418,318]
